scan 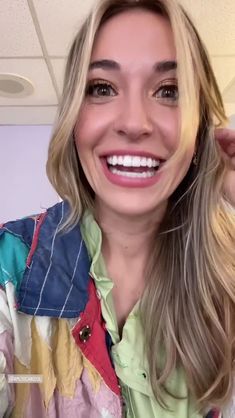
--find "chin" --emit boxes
[106,198,166,219]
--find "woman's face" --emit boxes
[74,9,196,218]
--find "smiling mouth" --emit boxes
[105,154,165,178]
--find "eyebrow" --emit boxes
[88,59,177,72]
[89,59,120,71]
[153,60,177,72]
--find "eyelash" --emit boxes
[156,82,179,103]
[85,79,179,104]
[85,80,117,98]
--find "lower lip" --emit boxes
[101,158,163,188]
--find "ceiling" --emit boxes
[0,0,234,125]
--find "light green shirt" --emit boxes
[81,211,203,418]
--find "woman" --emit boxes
[0,0,235,417]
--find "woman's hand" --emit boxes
[215,128,235,204]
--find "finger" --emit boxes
[220,142,235,157]
[223,170,235,204]
[224,155,235,171]
[231,156,235,170]
[215,129,235,155]
[215,128,235,142]
[227,144,235,157]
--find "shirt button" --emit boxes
[136,369,148,379]
[79,325,92,342]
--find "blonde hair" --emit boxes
[47,0,235,412]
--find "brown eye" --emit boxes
[154,84,179,104]
[86,82,116,97]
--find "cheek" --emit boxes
[74,106,93,150]
[153,107,181,151]
[74,103,113,150]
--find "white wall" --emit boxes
[229,114,235,128]
[0,125,59,223]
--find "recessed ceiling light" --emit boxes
[0,73,34,98]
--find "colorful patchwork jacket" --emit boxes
[0,201,232,417]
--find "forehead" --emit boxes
[91,9,176,64]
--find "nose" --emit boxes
[114,92,153,141]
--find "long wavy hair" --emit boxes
[47,0,235,412]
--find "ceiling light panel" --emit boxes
[0,74,34,98]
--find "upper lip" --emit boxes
[101,150,166,161]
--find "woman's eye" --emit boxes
[86,82,116,98]
[154,84,179,104]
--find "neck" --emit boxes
[94,200,166,330]
[94,200,166,283]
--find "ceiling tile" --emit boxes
[0,106,57,125]
[51,59,66,95]
[0,0,43,57]
[180,0,235,55]
[33,0,97,56]
[0,59,58,105]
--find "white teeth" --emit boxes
[112,155,118,165]
[106,155,160,168]
[123,156,132,167]
[132,156,141,167]
[107,156,113,164]
[140,157,147,167]
[109,167,155,178]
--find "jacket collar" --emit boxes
[13,201,91,318]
